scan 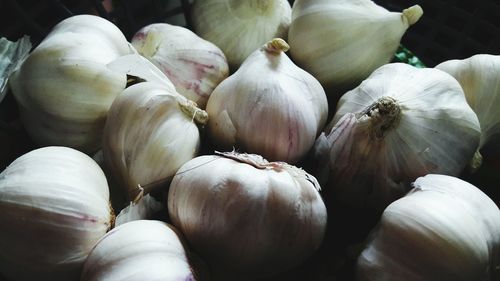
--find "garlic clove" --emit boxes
[0,146,113,281]
[206,38,328,164]
[356,174,500,281]
[168,151,327,280]
[191,0,292,70]
[131,23,229,108]
[436,54,500,153]
[318,63,481,211]
[81,220,198,281]
[102,82,207,201]
[289,0,423,97]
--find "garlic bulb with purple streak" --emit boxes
[132,23,229,108]
[315,63,480,211]
[82,220,198,281]
[0,146,113,281]
[168,151,327,280]
[206,38,328,164]
[356,174,500,281]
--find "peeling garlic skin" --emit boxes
[132,23,229,108]
[168,153,327,280]
[0,146,112,281]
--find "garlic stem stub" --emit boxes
[103,82,207,201]
[206,38,328,164]
[289,0,423,97]
[0,146,113,281]
[9,15,133,154]
[82,220,197,281]
[168,151,327,280]
[191,0,292,70]
[356,174,500,281]
[131,23,229,108]
[436,54,500,160]
[316,63,481,211]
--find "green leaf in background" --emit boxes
[393,44,425,68]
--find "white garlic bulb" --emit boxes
[168,151,327,280]
[9,15,133,153]
[0,146,113,281]
[131,23,229,108]
[82,220,197,281]
[356,174,500,281]
[206,38,328,164]
[191,0,292,70]
[103,82,208,201]
[436,54,500,163]
[316,63,481,210]
[289,0,423,94]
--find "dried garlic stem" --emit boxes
[265,38,290,54]
[361,96,401,139]
[179,99,209,125]
[403,5,424,26]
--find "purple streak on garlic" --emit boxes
[132,23,229,108]
[206,38,328,164]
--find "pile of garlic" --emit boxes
[1,1,499,281]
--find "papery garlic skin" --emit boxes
[0,146,113,281]
[131,23,229,108]
[168,151,327,280]
[289,0,423,94]
[206,38,328,164]
[318,63,480,210]
[356,174,500,281]
[81,220,195,281]
[192,0,291,70]
[436,55,500,150]
[9,15,131,153]
[103,82,207,201]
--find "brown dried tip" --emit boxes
[264,38,290,54]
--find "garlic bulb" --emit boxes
[0,146,113,281]
[168,151,327,280]
[8,15,133,153]
[289,0,423,95]
[82,220,197,281]
[436,54,500,163]
[206,38,328,164]
[131,23,229,108]
[356,174,500,281]
[317,63,480,210]
[103,82,208,201]
[191,0,291,70]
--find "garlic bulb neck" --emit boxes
[402,5,424,26]
[264,38,290,54]
[179,99,209,125]
[360,96,401,139]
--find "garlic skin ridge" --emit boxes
[0,146,113,281]
[9,15,132,154]
[81,220,197,281]
[168,151,327,280]
[206,38,328,164]
[356,174,500,281]
[132,23,229,108]
[191,0,292,70]
[102,82,207,201]
[289,0,423,96]
[436,54,500,167]
[317,63,481,210]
